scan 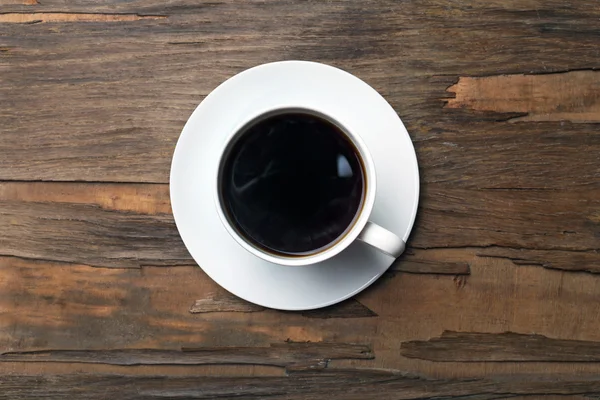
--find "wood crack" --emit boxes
[391,258,470,275]
[523,67,599,76]
[413,245,600,253]
[0,254,142,270]
[477,246,600,274]
[436,67,599,79]
[477,187,563,191]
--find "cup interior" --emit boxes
[216,107,369,260]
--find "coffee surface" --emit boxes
[220,112,364,255]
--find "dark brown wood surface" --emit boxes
[1,0,599,398]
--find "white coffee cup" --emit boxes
[214,106,405,267]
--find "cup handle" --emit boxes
[357,221,405,258]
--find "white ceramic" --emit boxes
[170,61,419,310]
[214,106,405,267]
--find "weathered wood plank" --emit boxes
[354,254,600,373]
[4,369,600,399]
[415,123,600,190]
[446,70,600,123]
[401,331,600,362]
[0,361,284,378]
[1,0,599,78]
[1,1,600,184]
[0,200,190,268]
[1,182,597,270]
[0,182,171,214]
[0,179,185,268]
[0,342,373,370]
[0,257,377,353]
[7,250,600,377]
[411,187,600,252]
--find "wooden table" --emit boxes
[1,1,599,398]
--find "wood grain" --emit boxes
[412,187,600,252]
[391,248,475,276]
[4,369,600,399]
[353,254,600,374]
[0,13,167,23]
[1,182,597,273]
[478,247,600,274]
[0,182,172,214]
[392,257,470,275]
[416,122,600,190]
[0,257,378,353]
[2,0,600,396]
[0,199,190,268]
[446,70,600,123]
[0,342,373,370]
[401,331,600,362]
[189,293,377,319]
[1,1,600,184]
[7,253,600,379]
[189,292,265,314]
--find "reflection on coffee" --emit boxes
[219,112,365,256]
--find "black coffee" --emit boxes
[219,112,365,256]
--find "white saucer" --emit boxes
[170,61,419,310]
